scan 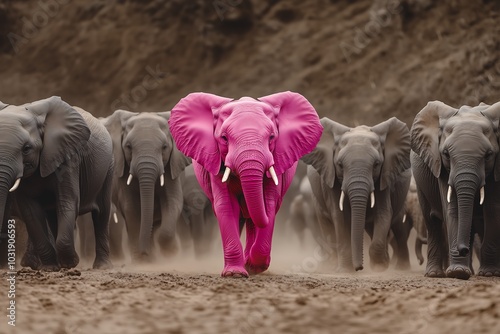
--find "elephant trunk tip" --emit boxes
[458,244,470,257]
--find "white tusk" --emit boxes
[9,178,21,192]
[370,192,375,208]
[447,186,452,203]
[269,166,279,186]
[127,174,133,185]
[222,167,231,183]
[480,187,484,205]
[402,214,406,223]
[160,174,165,187]
[339,191,345,212]
[113,213,118,224]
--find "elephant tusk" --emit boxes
[222,167,231,183]
[480,187,484,205]
[402,214,406,223]
[269,166,279,186]
[127,174,133,186]
[160,174,165,187]
[370,192,375,208]
[9,178,21,192]
[339,191,345,212]
[113,213,118,224]
[447,186,452,203]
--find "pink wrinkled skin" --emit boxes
[169,91,323,277]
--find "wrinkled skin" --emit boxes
[169,91,323,277]
[177,164,218,258]
[411,101,500,280]
[0,97,113,270]
[104,111,191,261]
[303,117,411,272]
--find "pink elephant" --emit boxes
[169,91,323,277]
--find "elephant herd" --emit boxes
[0,93,499,281]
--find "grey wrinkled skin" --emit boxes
[303,117,411,272]
[0,96,113,271]
[103,110,191,261]
[411,101,500,280]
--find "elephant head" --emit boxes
[104,110,190,256]
[169,91,322,228]
[303,117,410,270]
[411,101,500,257]
[0,96,90,231]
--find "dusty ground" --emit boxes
[1,235,500,334]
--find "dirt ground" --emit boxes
[1,235,500,334]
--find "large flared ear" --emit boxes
[103,109,138,177]
[480,101,500,181]
[27,96,91,178]
[302,118,350,188]
[169,92,232,175]
[157,112,192,179]
[258,91,323,175]
[371,117,411,191]
[410,101,457,178]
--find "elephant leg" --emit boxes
[157,200,181,257]
[246,213,275,275]
[243,218,256,263]
[55,209,79,269]
[390,217,411,270]
[415,238,424,265]
[20,201,59,270]
[387,231,398,266]
[191,211,212,258]
[478,193,500,276]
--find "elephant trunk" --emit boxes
[137,161,159,257]
[346,180,370,271]
[237,156,268,229]
[454,173,480,257]
[0,165,18,233]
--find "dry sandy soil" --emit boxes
[1,236,500,334]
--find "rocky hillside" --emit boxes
[1,0,499,126]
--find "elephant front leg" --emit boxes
[19,201,59,270]
[243,218,256,262]
[245,214,274,275]
[157,201,181,258]
[478,189,500,277]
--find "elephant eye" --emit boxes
[162,144,168,150]
[374,160,381,167]
[442,149,450,159]
[270,134,275,141]
[221,135,228,143]
[22,144,32,155]
[125,143,132,150]
[485,150,494,160]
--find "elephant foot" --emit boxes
[335,265,355,273]
[21,253,42,270]
[221,265,249,278]
[93,258,113,270]
[395,261,411,271]
[58,251,80,269]
[477,266,500,277]
[446,264,472,280]
[133,252,155,263]
[39,263,61,272]
[245,254,270,275]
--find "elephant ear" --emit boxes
[27,96,91,178]
[169,92,232,175]
[410,101,457,178]
[157,112,192,179]
[302,118,350,188]
[480,101,500,181]
[103,109,138,177]
[371,117,411,191]
[259,91,323,175]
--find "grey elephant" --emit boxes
[285,176,323,248]
[411,101,500,279]
[103,110,191,261]
[177,164,218,258]
[0,97,113,270]
[403,176,427,265]
[303,117,411,272]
